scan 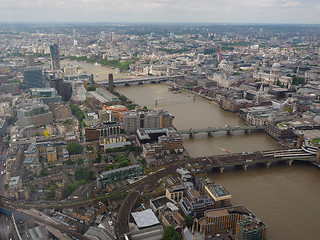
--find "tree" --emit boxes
[74,168,94,183]
[140,158,146,165]
[105,164,114,171]
[95,152,102,163]
[119,160,129,168]
[87,86,96,91]
[69,104,85,122]
[163,226,179,240]
[40,167,47,176]
[77,158,84,165]
[66,143,83,155]
[185,215,194,228]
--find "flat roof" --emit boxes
[104,141,131,149]
[205,205,251,218]
[131,209,160,228]
[9,176,20,186]
[150,196,174,210]
[100,164,141,177]
[23,156,36,165]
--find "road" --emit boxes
[0,212,19,240]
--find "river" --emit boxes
[61,60,131,81]
[73,62,320,240]
[116,84,281,157]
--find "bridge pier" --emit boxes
[286,160,293,166]
[242,164,248,171]
[189,132,195,138]
[227,130,232,135]
[316,146,320,161]
[207,130,214,137]
[265,162,271,168]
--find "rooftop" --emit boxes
[131,209,160,229]
[205,183,231,201]
[8,176,20,186]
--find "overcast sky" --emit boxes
[1,0,320,24]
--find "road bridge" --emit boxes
[193,148,319,172]
[178,125,265,137]
[98,75,184,86]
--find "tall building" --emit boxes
[54,79,72,101]
[235,220,265,240]
[24,66,45,89]
[50,44,60,71]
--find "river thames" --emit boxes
[69,61,320,240]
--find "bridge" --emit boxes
[193,148,319,173]
[98,75,184,86]
[178,125,265,137]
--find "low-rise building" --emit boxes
[200,181,231,208]
[166,185,184,202]
[97,164,143,190]
[122,109,174,133]
[17,100,53,128]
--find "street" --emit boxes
[0,212,19,240]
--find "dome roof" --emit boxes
[272,62,281,69]
[219,59,228,65]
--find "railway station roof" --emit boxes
[131,209,160,228]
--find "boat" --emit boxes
[169,85,180,92]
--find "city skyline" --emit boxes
[1,0,320,24]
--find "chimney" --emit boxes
[108,73,114,92]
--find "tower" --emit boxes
[50,43,60,71]
[108,73,114,92]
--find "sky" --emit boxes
[1,0,320,24]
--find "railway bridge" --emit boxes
[193,148,319,173]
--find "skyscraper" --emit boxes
[25,54,35,66]
[50,43,60,71]
[24,66,45,89]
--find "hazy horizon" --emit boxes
[1,0,319,24]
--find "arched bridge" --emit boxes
[99,75,184,86]
[178,125,265,137]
